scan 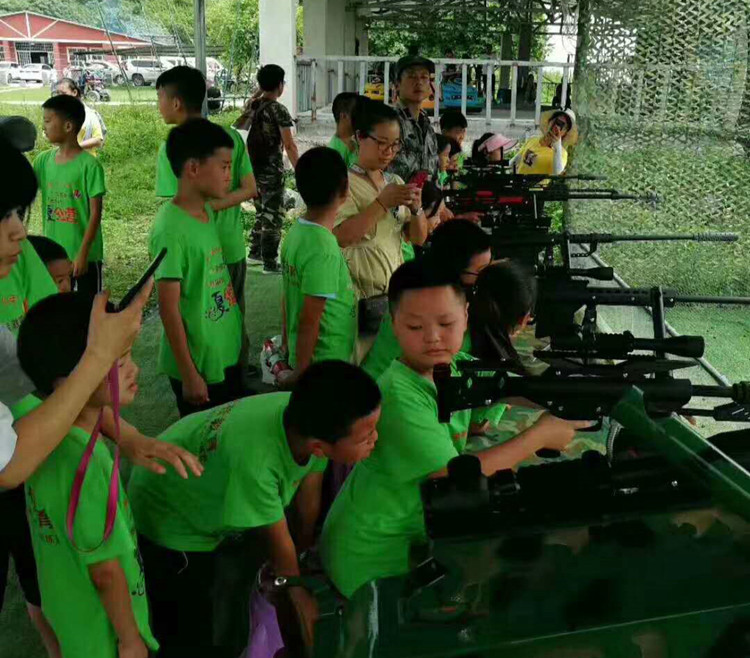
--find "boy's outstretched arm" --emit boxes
[89,559,147,658]
[2,285,150,489]
[157,280,209,406]
[73,196,103,278]
[100,408,203,479]
[210,172,258,212]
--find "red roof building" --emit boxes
[0,11,149,74]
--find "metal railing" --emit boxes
[295,55,574,126]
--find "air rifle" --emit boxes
[434,360,750,424]
[494,230,738,276]
[535,282,750,341]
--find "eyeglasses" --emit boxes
[363,134,403,154]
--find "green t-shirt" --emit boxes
[0,239,58,335]
[25,426,158,657]
[128,393,328,552]
[320,359,473,598]
[33,148,106,262]
[156,127,254,265]
[149,202,242,383]
[328,135,358,168]
[281,219,357,368]
[401,239,416,262]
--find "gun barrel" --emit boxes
[494,232,738,248]
[551,333,705,359]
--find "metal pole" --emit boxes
[510,63,518,125]
[194,0,207,116]
[535,65,544,125]
[359,60,366,95]
[311,59,317,122]
[485,62,493,125]
[97,1,133,104]
[383,61,390,106]
[461,64,467,116]
[337,60,344,94]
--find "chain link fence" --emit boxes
[566,0,750,387]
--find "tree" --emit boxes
[206,0,259,77]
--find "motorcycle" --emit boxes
[81,71,111,103]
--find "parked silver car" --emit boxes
[0,61,20,83]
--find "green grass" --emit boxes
[0,85,157,103]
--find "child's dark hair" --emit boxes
[468,261,537,369]
[166,118,234,177]
[295,146,348,208]
[436,134,461,158]
[156,66,207,114]
[0,139,37,218]
[421,181,443,219]
[352,97,399,136]
[471,132,495,165]
[17,293,98,395]
[388,256,465,313]
[56,77,82,98]
[428,220,490,279]
[332,92,360,123]
[257,64,285,92]
[440,109,468,132]
[42,94,85,134]
[27,235,68,265]
[284,361,381,441]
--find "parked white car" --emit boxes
[122,58,166,86]
[17,63,57,84]
[0,61,20,83]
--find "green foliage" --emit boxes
[0,0,99,25]
[206,0,260,77]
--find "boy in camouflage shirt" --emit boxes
[244,65,300,273]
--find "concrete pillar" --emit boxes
[303,0,329,105]
[260,0,298,117]
[52,42,66,77]
[355,17,369,56]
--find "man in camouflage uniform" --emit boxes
[388,55,440,184]
[244,64,299,273]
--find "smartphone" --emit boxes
[409,170,430,189]
[114,248,167,312]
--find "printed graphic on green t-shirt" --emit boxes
[33,148,106,262]
[328,135,358,168]
[25,426,158,657]
[128,393,328,552]
[0,240,58,336]
[149,202,242,384]
[156,127,253,265]
[281,219,357,367]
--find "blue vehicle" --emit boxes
[441,80,485,111]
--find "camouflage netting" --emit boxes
[565,0,750,384]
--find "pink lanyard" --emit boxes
[66,364,121,553]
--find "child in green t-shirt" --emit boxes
[16,292,159,658]
[150,118,245,418]
[328,92,360,168]
[155,66,257,379]
[33,94,106,302]
[440,109,468,172]
[128,361,381,656]
[27,235,73,293]
[365,218,492,380]
[321,257,587,599]
[279,147,357,385]
[436,134,462,189]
